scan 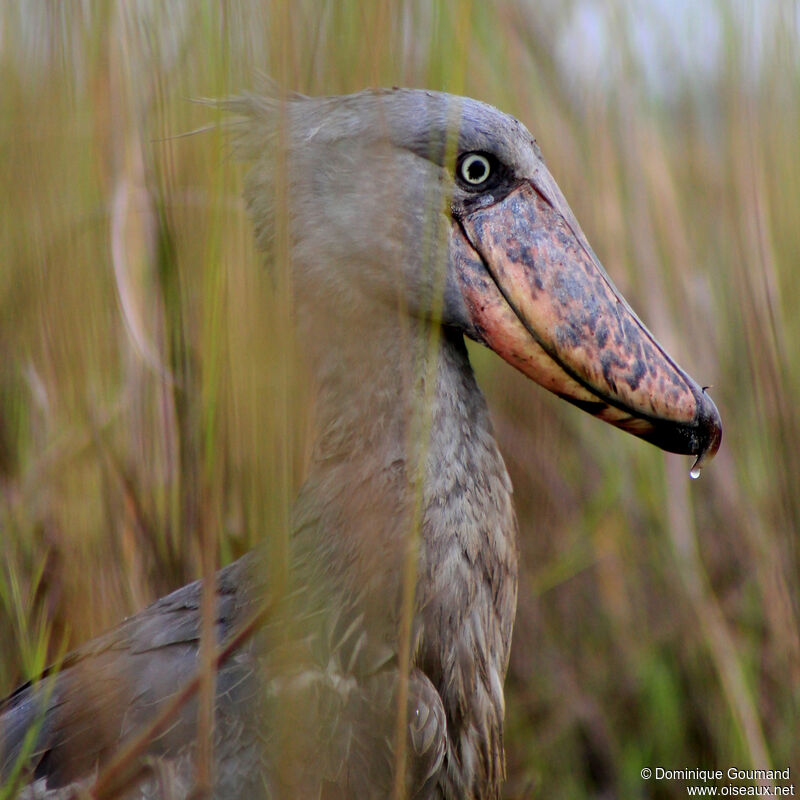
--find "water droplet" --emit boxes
[690,451,709,480]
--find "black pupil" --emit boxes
[466,158,488,182]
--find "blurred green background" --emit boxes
[1,1,798,797]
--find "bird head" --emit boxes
[225,86,721,473]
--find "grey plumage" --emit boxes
[0,85,721,799]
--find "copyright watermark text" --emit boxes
[639,767,794,796]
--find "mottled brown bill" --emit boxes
[453,180,722,475]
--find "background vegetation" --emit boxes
[1,1,797,797]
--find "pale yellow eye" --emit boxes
[460,153,491,185]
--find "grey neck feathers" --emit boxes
[294,307,511,595]
[289,304,519,795]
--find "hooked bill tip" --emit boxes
[688,390,722,479]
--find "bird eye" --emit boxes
[459,153,492,186]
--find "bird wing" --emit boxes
[0,555,259,793]
[0,553,448,799]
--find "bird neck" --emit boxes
[310,315,477,487]
[291,306,518,795]
[296,309,504,573]
[294,303,517,639]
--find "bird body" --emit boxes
[0,86,721,799]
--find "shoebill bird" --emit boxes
[0,87,721,799]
